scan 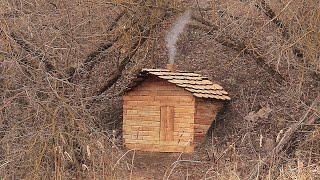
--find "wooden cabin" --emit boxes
[123,64,230,153]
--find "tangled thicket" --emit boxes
[0,0,319,179]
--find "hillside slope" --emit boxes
[0,0,319,179]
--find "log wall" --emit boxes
[123,76,195,152]
[194,99,223,143]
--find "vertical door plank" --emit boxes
[166,106,174,141]
[160,106,167,141]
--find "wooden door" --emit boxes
[160,106,174,141]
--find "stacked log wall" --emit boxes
[194,99,223,143]
[123,76,195,152]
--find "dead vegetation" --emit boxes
[0,0,319,179]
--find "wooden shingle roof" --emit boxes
[135,68,231,101]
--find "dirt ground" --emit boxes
[128,151,211,179]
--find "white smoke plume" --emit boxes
[165,10,191,64]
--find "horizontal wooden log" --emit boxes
[123,100,161,106]
[175,136,193,142]
[123,96,155,101]
[174,107,195,113]
[154,96,169,101]
[174,117,194,123]
[131,135,154,140]
[158,90,191,96]
[141,136,159,140]
[125,130,159,138]
[124,120,160,126]
[142,115,161,121]
[196,106,219,112]
[141,126,160,131]
[175,123,193,128]
[173,127,194,133]
[194,118,213,125]
[126,110,138,115]
[125,143,194,153]
[125,105,160,111]
[124,115,160,121]
[125,140,159,145]
[174,113,194,118]
[123,134,132,139]
[194,124,211,130]
[154,95,194,102]
[126,90,157,96]
[160,101,194,106]
[139,111,160,116]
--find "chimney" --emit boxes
[167,64,177,72]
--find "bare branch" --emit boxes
[255,0,304,58]
[191,15,286,84]
[10,32,56,73]
[96,26,154,96]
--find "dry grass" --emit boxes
[0,0,319,179]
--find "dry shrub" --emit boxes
[0,54,128,178]
[0,0,319,179]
